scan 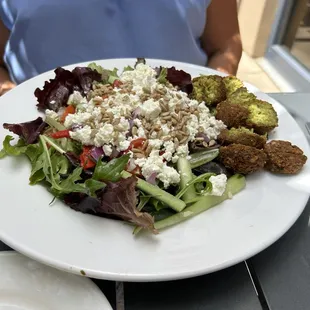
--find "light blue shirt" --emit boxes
[0,0,211,84]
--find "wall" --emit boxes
[237,0,279,57]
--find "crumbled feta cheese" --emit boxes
[94,124,114,146]
[64,112,92,128]
[137,127,146,138]
[45,109,59,120]
[157,165,180,188]
[103,145,113,156]
[135,150,180,188]
[67,91,87,106]
[118,140,130,151]
[176,144,189,157]
[209,174,227,196]
[140,99,161,120]
[133,119,142,127]
[148,139,163,150]
[70,125,93,145]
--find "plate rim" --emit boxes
[0,58,309,282]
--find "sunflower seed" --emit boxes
[132,148,143,153]
[157,130,163,138]
[134,153,145,158]
[113,118,120,125]
[142,140,149,151]
[132,126,138,135]
[162,115,171,121]
[209,140,216,147]
[180,137,188,144]
[162,136,171,141]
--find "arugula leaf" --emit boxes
[93,155,130,182]
[51,153,70,182]
[24,143,43,163]
[149,197,166,211]
[157,67,167,84]
[107,68,119,84]
[58,137,82,154]
[29,151,48,184]
[123,65,134,72]
[57,167,87,194]
[87,63,119,84]
[84,179,106,196]
[0,135,28,158]
[88,63,104,74]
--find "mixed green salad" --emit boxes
[0,58,247,234]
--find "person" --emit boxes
[0,0,242,95]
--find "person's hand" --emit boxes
[0,81,15,96]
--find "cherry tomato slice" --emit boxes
[60,105,75,122]
[80,146,96,170]
[50,129,71,139]
[112,80,123,88]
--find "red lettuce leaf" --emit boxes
[100,176,157,233]
[3,117,47,144]
[64,193,100,215]
[35,67,75,111]
[35,67,101,112]
[72,67,101,94]
[166,67,193,94]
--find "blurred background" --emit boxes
[236,0,310,93]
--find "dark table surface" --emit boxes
[0,93,309,310]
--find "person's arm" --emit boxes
[0,19,15,95]
[201,0,242,75]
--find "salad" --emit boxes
[0,58,306,235]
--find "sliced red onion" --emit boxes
[90,147,104,161]
[71,124,83,132]
[196,132,210,143]
[132,107,141,118]
[146,172,158,185]
[127,119,134,137]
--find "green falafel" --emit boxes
[223,76,244,97]
[192,75,226,106]
[218,127,267,149]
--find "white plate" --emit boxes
[0,58,309,282]
[0,252,112,310]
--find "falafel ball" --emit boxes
[228,87,257,103]
[220,144,267,174]
[216,101,249,128]
[264,140,307,174]
[218,127,267,149]
[192,75,226,106]
[245,100,279,134]
[223,76,244,97]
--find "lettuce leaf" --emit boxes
[35,67,101,112]
[93,155,130,182]
[3,117,47,144]
[87,63,119,84]
[166,67,193,94]
[100,176,157,232]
